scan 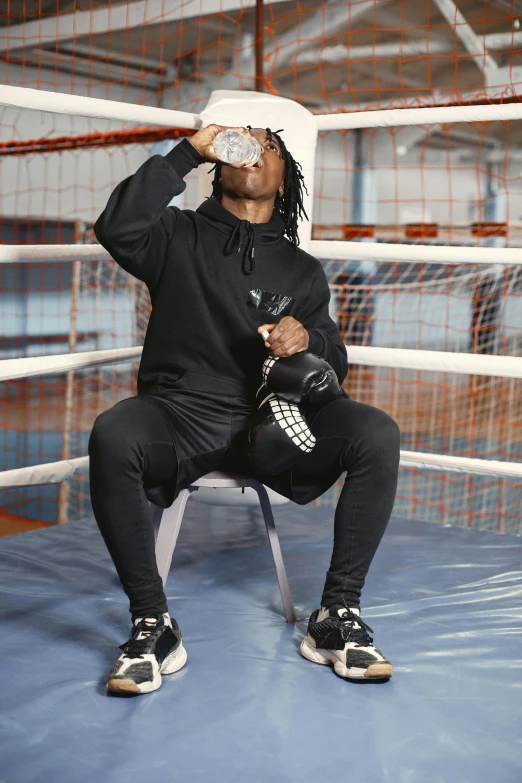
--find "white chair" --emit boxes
[152,471,296,623]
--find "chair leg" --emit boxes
[152,505,164,544]
[250,480,297,623]
[154,488,193,586]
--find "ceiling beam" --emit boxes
[7,1,513,95]
[0,0,289,55]
[1,0,386,82]
[212,0,390,96]
[431,0,498,73]
[0,0,387,109]
[58,43,177,79]
[263,0,390,75]
[293,32,522,68]
[15,27,521,91]
[11,48,165,89]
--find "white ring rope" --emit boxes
[3,85,522,132]
[2,241,521,266]
[0,84,201,129]
[399,451,522,479]
[346,346,522,379]
[316,102,522,131]
[0,457,89,489]
[0,245,110,264]
[1,345,521,382]
[309,240,522,265]
[1,450,519,489]
[0,347,142,381]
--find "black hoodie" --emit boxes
[94,138,349,402]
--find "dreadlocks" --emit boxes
[209,125,309,249]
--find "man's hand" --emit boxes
[188,124,254,168]
[258,317,310,358]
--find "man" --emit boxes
[91,124,400,696]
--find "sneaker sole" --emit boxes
[107,643,188,695]
[300,636,392,681]
[160,642,188,675]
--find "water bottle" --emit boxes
[213,129,262,166]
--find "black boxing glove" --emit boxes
[247,337,342,476]
[261,351,342,407]
[247,390,315,476]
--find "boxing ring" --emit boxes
[1,87,522,781]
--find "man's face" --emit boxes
[219,127,285,204]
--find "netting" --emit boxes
[1,0,522,533]
[312,117,522,532]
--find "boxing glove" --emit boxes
[247,390,316,475]
[261,351,342,407]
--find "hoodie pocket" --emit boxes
[247,288,296,317]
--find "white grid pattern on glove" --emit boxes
[269,397,316,453]
[261,355,279,386]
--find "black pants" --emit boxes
[88,395,400,618]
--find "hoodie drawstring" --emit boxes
[224,219,256,275]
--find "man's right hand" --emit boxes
[188,124,255,168]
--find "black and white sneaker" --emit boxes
[107,613,187,695]
[300,604,392,680]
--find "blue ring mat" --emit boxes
[0,502,521,783]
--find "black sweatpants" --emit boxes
[88,394,400,618]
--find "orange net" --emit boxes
[1,0,522,532]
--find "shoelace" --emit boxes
[119,618,162,658]
[338,610,374,647]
